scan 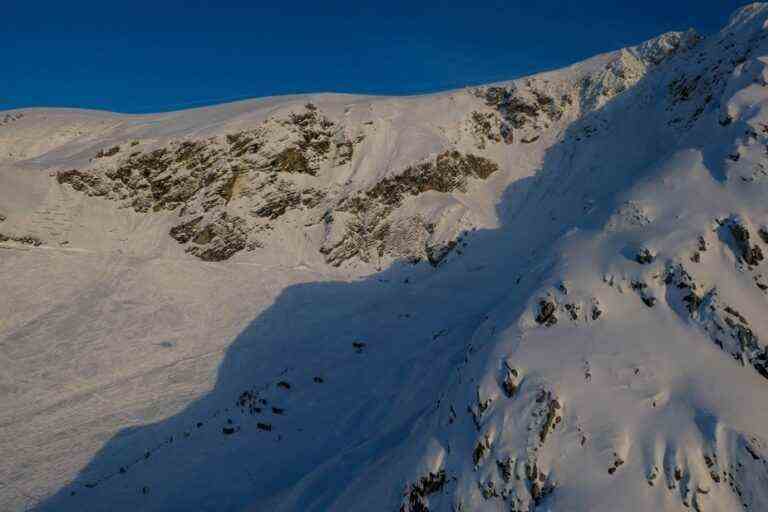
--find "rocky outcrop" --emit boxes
[55,103,497,265]
[320,151,497,267]
[181,213,249,262]
[399,470,447,512]
[665,262,768,380]
[366,150,498,207]
[0,112,23,126]
[534,299,557,326]
[474,85,566,144]
[470,383,562,511]
[723,217,764,267]
[0,233,43,246]
[55,104,363,261]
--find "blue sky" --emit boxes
[2,1,742,113]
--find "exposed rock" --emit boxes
[426,240,457,267]
[759,227,768,245]
[591,299,603,320]
[183,214,249,261]
[538,391,562,444]
[169,216,204,244]
[366,151,498,207]
[727,219,764,266]
[635,247,655,264]
[94,145,120,159]
[399,470,446,512]
[535,299,557,326]
[0,233,43,246]
[666,261,768,380]
[56,169,111,196]
[630,280,656,307]
[475,85,565,143]
[564,302,580,320]
[0,112,24,126]
[270,147,312,175]
[501,364,520,398]
[468,111,502,149]
[473,435,491,466]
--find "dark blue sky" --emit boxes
[2,1,743,113]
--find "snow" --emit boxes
[3,3,768,511]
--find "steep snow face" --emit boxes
[4,4,768,512]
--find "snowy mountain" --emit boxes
[3,4,768,511]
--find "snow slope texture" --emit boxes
[2,3,768,512]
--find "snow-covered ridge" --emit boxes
[0,23,703,270]
[3,4,768,512]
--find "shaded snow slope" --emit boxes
[3,4,768,511]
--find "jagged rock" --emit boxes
[54,105,363,261]
[501,365,520,398]
[367,150,499,207]
[475,85,566,143]
[724,217,764,266]
[608,455,625,475]
[400,470,446,512]
[169,216,204,244]
[591,299,603,320]
[635,247,655,264]
[183,214,249,261]
[535,299,557,326]
[95,145,120,159]
[496,457,515,483]
[630,280,657,307]
[0,112,23,125]
[426,241,457,267]
[564,302,580,320]
[478,479,500,500]
[538,392,562,443]
[468,111,503,149]
[759,227,768,245]
[226,132,261,157]
[473,435,491,466]
[57,169,111,196]
[0,233,43,246]
[270,147,311,175]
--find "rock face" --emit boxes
[55,104,498,263]
[55,104,359,261]
[320,151,498,267]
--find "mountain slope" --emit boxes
[3,4,768,512]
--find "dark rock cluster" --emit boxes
[399,470,447,512]
[366,150,498,207]
[56,105,495,266]
[0,233,43,246]
[475,85,565,144]
[321,151,497,267]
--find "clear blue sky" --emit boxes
[2,1,742,113]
